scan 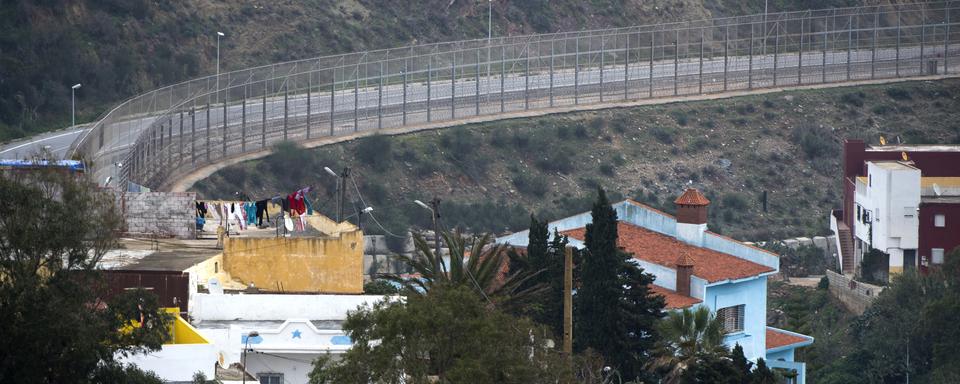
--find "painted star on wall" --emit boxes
[292,329,302,339]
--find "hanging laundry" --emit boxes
[304,196,314,216]
[255,200,270,226]
[245,202,257,225]
[196,202,208,217]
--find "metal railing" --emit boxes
[71,2,959,190]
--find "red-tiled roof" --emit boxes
[649,285,701,309]
[562,222,775,283]
[766,327,812,350]
[674,188,711,206]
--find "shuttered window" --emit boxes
[717,304,745,334]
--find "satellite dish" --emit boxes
[902,151,909,161]
[284,216,294,232]
[207,277,223,295]
[933,183,943,197]
[879,135,887,145]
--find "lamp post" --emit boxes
[216,31,225,92]
[356,206,373,231]
[242,330,259,384]
[324,166,350,222]
[71,83,81,128]
[414,198,442,265]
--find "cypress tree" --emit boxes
[515,214,568,339]
[731,343,754,384]
[576,187,665,380]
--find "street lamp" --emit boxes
[414,198,442,263]
[354,206,373,231]
[242,330,259,384]
[71,83,81,128]
[216,31,225,92]
[323,166,349,222]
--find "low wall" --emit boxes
[115,191,196,239]
[223,232,364,293]
[190,293,395,321]
[825,270,882,315]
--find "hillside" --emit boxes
[1,0,885,141]
[192,79,960,243]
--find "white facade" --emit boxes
[121,343,218,382]
[853,161,921,271]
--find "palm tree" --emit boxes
[386,231,546,311]
[647,306,729,384]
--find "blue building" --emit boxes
[496,189,813,383]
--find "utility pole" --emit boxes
[563,246,573,357]
[430,197,442,260]
[71,83,81,128]
[338,167,350,223]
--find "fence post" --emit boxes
[306,77,312,139]
[724,26,729,91]
[525,45,530,110]
[921,9,926,75]
[896,10,901,77]
[191,107,196,164]
[451,59,456,118]
[749,25,755,89]
[500,45,505,112]
[179,111,184,161]
[205,105,211,161]
[946,4,951,75]
[575,36,580,104]
[649,32,654,97]
[262,90,267,147]
[330,78,335,136]
[799,16,805,84]
[168,117,173,168]
[823,16,829,83]
[427,58,432,122]
[624,32,630,100]
[550,40,555,107]
[774,19,780,86]
[354,65,359,131]
[378,62,383,129]
[847,14,852,80]
[872,11,878,79]
[403,66,408,125]
[674,30,679,96]
[476,48,481,115]
[698,29,704,94]
[241,98,246,152]
[600,35,605,102]
[283,86,289,141]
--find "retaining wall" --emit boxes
[116,191,196,239]
[825,270,882,315]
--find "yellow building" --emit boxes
[187,214,364,294]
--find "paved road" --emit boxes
[66,43,954,186]
[0,127,88,159]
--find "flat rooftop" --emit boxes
[872,161,919,171]
[868,144,960,152]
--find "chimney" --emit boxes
[676,252,694,297]
[674,188,710,246]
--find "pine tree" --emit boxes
[750,358,779,384]
[731,343,754,384]
[575,187,665,380]
[513,215,567,339]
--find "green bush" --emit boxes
[670,110,689,126]
[885,87,912,101]
[356,134,393,171]
[439,127,476,160]
[736,103,757,115]
[840,91,865,107]
[599,163,615,176]
[792,124,838,159]
[722,192,750,210]
[649,125,677,144]
[512,173,548,197]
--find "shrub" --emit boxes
[649,125,677,144]
[574,124,590,139]
[356,134,393,171]
[512,173,548,197]
[792,124,838,159]
[722,192,750,210]
[871,104,894,115]
[670,110,689,126]
[440,127,476,160]
[736,103,757,115]
[489,128,509,146]
[512,131,531,149]
[266,141,315,183]
[762,99,776,108]
[534,151,574,174]
[599,163,615,176]
[839,91,865,107]
[885,87,912,101]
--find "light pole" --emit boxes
[242,330,259,384]
[487,0,492,103]
[414,198,442,264]
[324,166,349,222]
[71,83,81,128]
[216,31,225,92]
[356,206,373,230]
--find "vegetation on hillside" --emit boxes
[194,79,960,243]
[1,0,899,141]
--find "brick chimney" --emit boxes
[674,188,710,246]
[676,251,694,297]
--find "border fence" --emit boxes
[70,2,959,190]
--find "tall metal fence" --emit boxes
[71,2,959,190]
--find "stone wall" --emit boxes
[116,191,196,239]
[826,270,883,315]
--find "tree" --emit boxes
[509,215,567,338]
[308,284,569,384]
[0,166,171,383]
[731,344,753,384]
[648,306,730,384]
[386,231,544,312]
[575,187,665,380]
[749,359,778,384]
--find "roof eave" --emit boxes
[704,270,778,287]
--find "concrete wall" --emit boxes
[825,270,882,315]
[222,230,364,293]
[115,191,196,239]
[191,293,395,321]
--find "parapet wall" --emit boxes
[825,270,882,315]
[115,191,196,239]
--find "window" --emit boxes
[259,373,283,384]
[934,214,946,227]
[857,205,861,221]
[717,305,745,334]
[932,248,945,264]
